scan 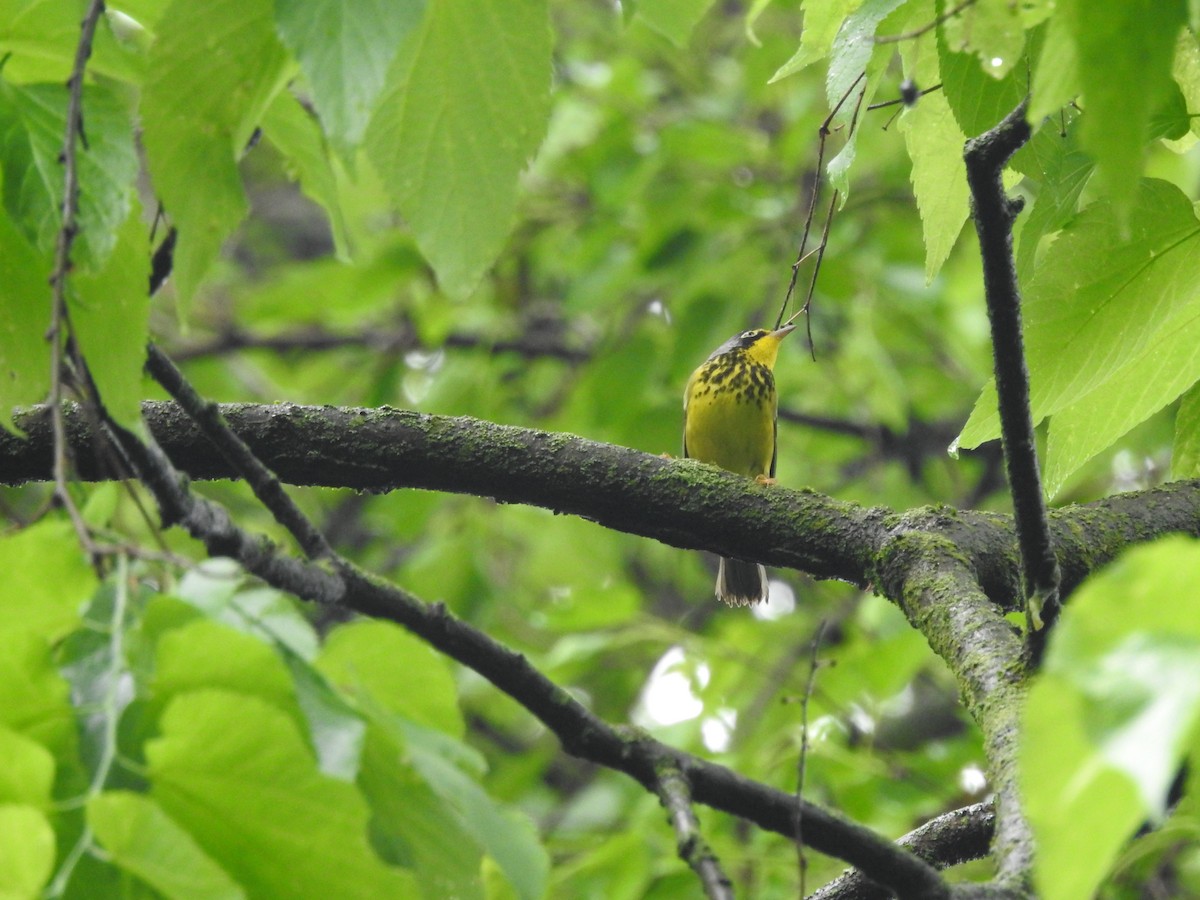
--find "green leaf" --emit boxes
[636,0,717,47]
[273,0,424,153]
[1023,537,1200,900]
[1044,304,1200,496]
[1061,0,1187,217]
[770,0,863,82]
[899,89,968,283]
[1014,123,1093,281]
[316,619,464,738]
[404,723,549,900]
[957,179,1200,450]
[148,690,418,898]
[140,0,290,309]
[283,654,368,782]
[0,629,78,777]
[69,201,150,431]
[0,211,51,430]
[1172,382,1200,479]
[0,0,144,84]
[358,727,485,900]
[0,727,54,807]
[939,0,1024,79]
[0,804,55,897]
[0,79,138,271]
[260,92,353,260]
[89,792,247,900]
[0,521,96,639]
[365,0,551,298]
[936,20,1031,138]
[1029,5,1078,123]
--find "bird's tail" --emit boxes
[716,557,768,606]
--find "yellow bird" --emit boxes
[683,325,794,606]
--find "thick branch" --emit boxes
[963,100,1061,641]
[5,403,1200,607]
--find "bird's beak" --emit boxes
[772,324,797,341]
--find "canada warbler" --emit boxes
[683,325,794,605]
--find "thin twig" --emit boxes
[867,83,943,111]
[655,763,734,900]
[145,343,336,563]
[776,70,865,357]
[47,0,107,560]
[874,0,978,44]
[795,619,830,897]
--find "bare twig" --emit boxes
[867,83,943,111]
[777,70,866,358]
[47,0,107,558]
[654,762,733,900]
[145,343,336,563]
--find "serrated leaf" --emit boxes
[1023,537,1200,900]
[89,792,247,900]
[770,0,864,82]
[260,92,353,260]
[0,211,51,431]
[148,690,417,898]
[825,0,907,118]
[70,201,150,432]
[0,804,54,896]
[958,179,1200,450]
[274,0,424,154]
[637,0,717,47]
[899,89,968,282]
[0,521,95,639]
[1172,382,1200,478]
[141,0,290,309]
[0,80,138,271]
[1061,0,1187,217]
[365,0,551,298]
[1044,305,1200,496]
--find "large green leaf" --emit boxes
[957,179,1200,451]
[0,804,55,897]
[1060,0,1187,216]
[936,19,1031,139]
[148,690,418,898]
[89,792,247,900]
[365,0,551,298]
[273,0,424,154]
[0,521,96,640]
[1172,382,1200,479]
[140,0,290,308]
[0,727,54,808]
[316,619,463,738]
[1023,537,1200,900]
[0,629,79,771]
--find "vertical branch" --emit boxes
[48,0,107,554]
[963,99,1061,658]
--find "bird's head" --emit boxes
[710,324,796,368]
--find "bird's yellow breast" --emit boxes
[684,355,777,478]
